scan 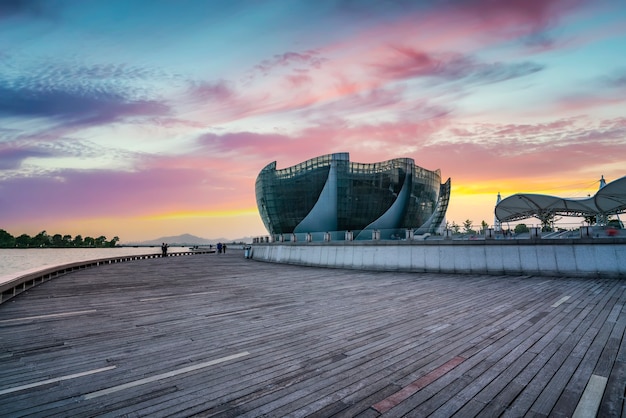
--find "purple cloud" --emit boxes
[0,147,50,170]
[466,61,545,84]
[458,0,577,29]
[187,80,235,102]
[254,50,326,76]
[375,47,544,84]
[0,83,169,126]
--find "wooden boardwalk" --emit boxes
[0,249,624,417]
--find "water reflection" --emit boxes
[0,247,188,277]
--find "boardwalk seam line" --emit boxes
[82,351,250,400]
[140,291,218,301]
[0,310,97,324]
[206,308,260,318]
[0,366,117,395]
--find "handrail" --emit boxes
[251,224,624,243]
[0,250,214,305]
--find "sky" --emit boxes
[1,0,625,243]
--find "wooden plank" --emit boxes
[572,374,608,418]
[372,356,465,413]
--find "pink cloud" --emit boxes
[253,50,326,77]
[373,48,459,80]
[187,80,235,102]
[553,94,626,113]
[315,0,580,74]
[459,0,576,28]
[492,119,578,137]
[373,47,543,85]
[285,73,313,88]
[425,116,626,183]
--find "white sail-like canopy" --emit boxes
[495,176,626,222]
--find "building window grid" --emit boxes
[273,154,334,179]
[256,154,447,235]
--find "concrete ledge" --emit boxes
[250,239,626,278]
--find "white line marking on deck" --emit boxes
[551,296,570,308]
[207,308,259,318]
[0,366,116,396]
[0,310,97,324]
[140,291,218,301]
[83,351,250,400]
[572,374,607,418]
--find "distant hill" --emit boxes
[125,233,252,246]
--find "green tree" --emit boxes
[3,231,121,247]
[481,220,489,231]
[514,224,529,234]
[463,219,474,234]
[451,222,460,234]
[73,235,83,247]
[63,235,73,246]
[32,231,50,247]
[538,213,560,232]
[51,234,64,247]
[0,229,16,247]
[583,214,596,225]
[15,234,31,247]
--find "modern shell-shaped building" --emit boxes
[495,175,626,224]
[255,153,450,238]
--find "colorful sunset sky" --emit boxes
[1,0,625,242]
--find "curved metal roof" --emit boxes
[495,176,626,222]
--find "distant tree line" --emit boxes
[0,230,120,248]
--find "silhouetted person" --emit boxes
[161,242,168,257]
[223,244,227,253]
[217,242,223,254]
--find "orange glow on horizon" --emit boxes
[7,175,611,242]
[141,207,260,221]
[452,177,603,199]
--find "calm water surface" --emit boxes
[0,247,189,277]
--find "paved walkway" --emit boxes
[0,250,624,417]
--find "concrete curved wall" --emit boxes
[249,240,626,278]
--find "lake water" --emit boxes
[0,247,190,277]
